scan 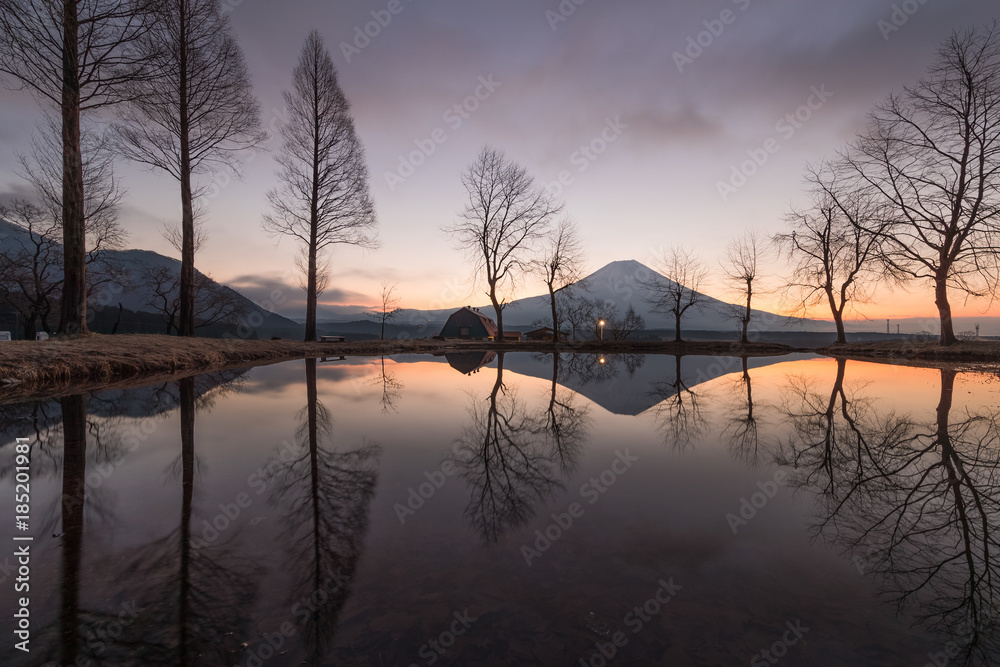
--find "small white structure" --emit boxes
[36,332,49,341]
[0,332,11,341]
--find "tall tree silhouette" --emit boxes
[446,146,562,340]
[263,31,378,341]
[721,232,767,344]
[115,0,265,336]
[777,166,892,344]
[0,0,151,333]
[841,25,1000,344]
[534,220,586,336]
[643,247,708,342]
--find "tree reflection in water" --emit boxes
[371,355,404,414]
[723,356,764,467]
[650,355,706,451]
[779,363,1000,664]
[265,358,381,664]
[0,371,255,665]
[452,352,589,544]
[119,375,260,665]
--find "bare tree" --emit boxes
[144,265,247,335]
[0,200,62,338]
[643,246,709,342]
[115,0,265,337]
[369,281,402,341]
[19,116,128,304]
[535,219,585,336]
[0,123,126,338]
[0,0,151,334]
[609,304,645,341]
[263,31,377,342]
[562,288,593,341]
[721,231,766,344]
[776,167,890,344]
[841,25,1000,345]
[447,146,562,340]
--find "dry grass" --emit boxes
[5,334,998,404]
[819,339,1000,362]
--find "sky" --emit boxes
[0,0,998,322]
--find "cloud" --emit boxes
[0,182,39,208]
[228,273,372,312]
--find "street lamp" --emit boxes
[598,320,605,341]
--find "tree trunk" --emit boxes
[674,312,682,342]
[741,279,752,344]
[549,283,558,338]
[58,0,87,335]
[178,376,195,664]
[22,313,37,341]
[490,285,503,341]
[111,303,123,335]
[305,240,318,341]
[825,285,847,344]
[59,394,87,664]
[833,313,846,345]
[304,64,321,343]
[934,273,957,345]
[178,1,196,338]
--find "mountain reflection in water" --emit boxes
[1,353,999,665]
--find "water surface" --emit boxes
[1,352,999,666]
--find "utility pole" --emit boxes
[886,319,890,335]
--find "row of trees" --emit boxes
[451,26,1000,347]
[779,24,1000,345]
[446,144,765,343]
[1,2,377,339]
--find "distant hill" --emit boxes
[0,218,301,339]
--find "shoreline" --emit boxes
[1,334,997,403]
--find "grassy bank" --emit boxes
[819,340,1000,362]
[0,334,798,402]
[5,335,1000,403]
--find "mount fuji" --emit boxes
[385,260,827,333]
